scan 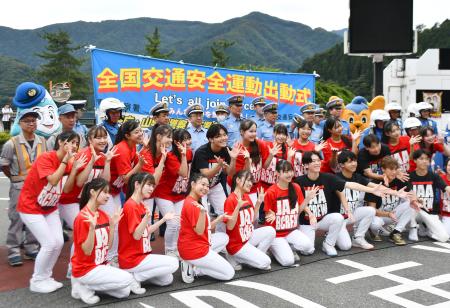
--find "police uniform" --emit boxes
[300,103,321,143]
[144,102,170,139]
[67,100,88,138]
[223,95,244,147]
[321,97,351,136]
[418,117,438,134]
[215,103,229,124]
[0,109,46,264]
[185,104,208,153]
[248,96,266,124]
[257,103,278,142]
[310,108,325,143]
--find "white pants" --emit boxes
[370,199,414,233]
[101,194,121,261]
[412,210,449,242]
[155,198,184,251]
[76,265,134,298]
[336,206,376,250]
[299,213,345,249]
[59,203,79,229]
[442,216,450,237]
[125,254,178,285]
[270,229,315,266]
[20,210,64,282]
[188,233,234,281]
[232,226,275,269]
[202,184,227,232]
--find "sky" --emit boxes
[0,0,449,31]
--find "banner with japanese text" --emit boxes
[91,48,315,129]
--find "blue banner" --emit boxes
[91,48,315,128]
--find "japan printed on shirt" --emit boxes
[380,193,400,212]
[413,182,434,211]
[260,156,279,184]
[173,162,192,194]
[37,174,68,207]
[141,224,152,253]
[275,198,299,230]
[391,150,409,173]
[94,224,109,265]
[250,160,262,183]
[293,151,307,177]
[238,206,254,242]
[340,188,364,214]
[208,160,222,188]
[306,186,328,219]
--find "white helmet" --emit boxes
[416,101,433,112]
[406,103,419,117]
[99,97,125,112]
[384,102,402,112]
[369,109,390,127]
[403,117,422,129]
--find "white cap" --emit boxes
[406,103,419,117]
[384,102,402,112]
[99,97,125,112]
[403,117,422,129]
[416,101,433,112]
[369,109,390,127]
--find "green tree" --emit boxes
[37,30,89,100]
[145,27,174,59]
[211,39,235,67]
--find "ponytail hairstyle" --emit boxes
[273,124,288,158]
[276,160,297,209]
[79,178,110,209]
[86,125,108,145]
[239,119,260,165]
[114,119,140,145]
[231,170,254,192]
[172,129,192,162]
[54,131,80,151]
[381,120,400,144]
[322,118,351,148]
[149,124,173,159]
[126,172,155,200]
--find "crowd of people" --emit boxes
[2,81,450,305]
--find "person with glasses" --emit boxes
[257,103,278,142]
[0,109,46,266]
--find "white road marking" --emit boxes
[412,242,450,254]
[171,290,260,308]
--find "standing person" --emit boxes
[106,120,145,262]
[408,149,450,242]
[323,96,351,136]
[145,102,171,139]
[225,171,275,270]
[47,104,87,149]
[257,103,278,142]
[67,100,89,139]
[153,128,191,257]
[2,103,14,131]
[185,104,207,154]
[178,173,234,284]
[214,103,229,124]
[191,124,239,228]
[99,97,125,151]
[223,95,244,147]
[118,173,178,293]
[265,160,318,266]
[357,134,391,181]
[384,102,403,132]
[1,109,46,266]
[439,159,450,236]
[288,114,303,140]
[417,101,438,134]
[311,108,325,143]
[299,103,317,125]
[17,131,79,293]
[71,178,135,305]
[248,96,266,125]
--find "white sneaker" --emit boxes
[409,228,419,241]
[292,251,301,262]
[180,260,195,283]
[352,237,374,250]
[130,280,146,295]
[322,241,338,257]
[30,279,58,293]
[225,253,242,271]
[47,278,63,290]
[73,279,100,305]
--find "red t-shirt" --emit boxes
[59,147,106,205]
[71,207,110,278]
[152,149,193,202]
[227,139,269,194]
[260,142,288,189]
[118,198,152,269]
[17,151,69,215]
[264,183,304,237]
[440,174,450,217]
[110,140,139,196]
[409,142,444,171]
[178,196,210,260]
[224,192,255,255]
[291,140,316,177]
[388,136,411,173]
[321,138,350,173]
[139,147,156,174]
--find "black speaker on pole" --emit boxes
[439,48,450,70]
[349,0,413,53]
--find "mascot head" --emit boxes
[341,95,386,132]
[11,82,62,138]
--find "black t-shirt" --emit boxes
[294,173,346,224]
[365,178,411,212]
[191,143,231,188]
[357,144,391,176]
[409,171,448,214]
[336,172,370,214]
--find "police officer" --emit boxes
[312,107,325,143]
[99,97,125,150]
[323,96,351,136]
[385,102,403,132]
[46,104,87,149]
[288,113,303,140]
[1,109,46,266]
[145,102,171,139]
[248,96,266,124]
[67,100,88,138]
[417,101,438,134]
[257,102,278,142]
[185,103,208,153]
[223,95,244,147]
[300,103,321,143]
[215,103,229,124]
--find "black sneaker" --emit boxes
[8,255,23,267]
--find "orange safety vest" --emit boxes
[10,135,46,182]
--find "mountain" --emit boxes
[0,55,35,104]
[0,12,341,72]
[332,28,347,37]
